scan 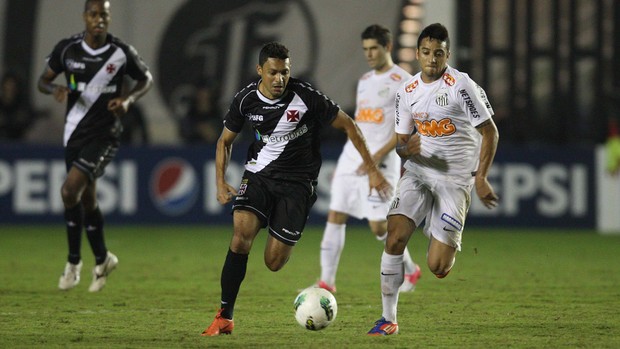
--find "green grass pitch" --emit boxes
[1,225,619,348]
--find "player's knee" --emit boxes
[60,184,80,206]
[427,258,454,279]
[265,256,288,272]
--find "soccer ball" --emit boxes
[293,287,338,330]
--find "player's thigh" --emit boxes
[328,172,365,219]
[264,235,294,271]
[388,171,432,226]
[427,235,457,273]
[269,180,317,246]
[67,138,119,182]
[423,182,472,251]
[230,210,263,253]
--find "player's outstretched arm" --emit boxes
[475,119,499,209]
[330,110,393,201]
[215,127,239,205]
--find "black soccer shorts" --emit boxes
[232,171,317,246]
[65,137,119,181]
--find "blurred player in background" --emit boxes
[203,41,392,336]
[315,24,420,294]
[367,23,499,335]
[37,0,153,292]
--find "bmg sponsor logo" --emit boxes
[150,158,199,216]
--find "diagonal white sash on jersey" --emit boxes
[245,93,308,173]
[63,47,127,146]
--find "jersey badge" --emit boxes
[106,63,117,74]
[435,92,449,107]
[404,80,418,93]
[442,73,455,86]
[390,73,402,81]
[286,110,300,122]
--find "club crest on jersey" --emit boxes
[436,92,449,107]
[405,80,418,93]
[286,110,300,122]
[442,73,455,86]
[106,63,117,74]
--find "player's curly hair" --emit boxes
[259,42,290,66]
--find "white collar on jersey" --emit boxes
[81,40,111,56]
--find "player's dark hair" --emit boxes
[258,42,289,66]
[361,24,392,47]
[418,23,450,50]
[84,0,107,13]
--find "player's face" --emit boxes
[362,39,391,72]
[83,0,110,39]
[416,37,450,82]
[257,58,291,99]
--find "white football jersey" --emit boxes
[336,64,412,175]
[395,65,494,183]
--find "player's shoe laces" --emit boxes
[201,308,234,336]
[317,280,337,293]
[367,317,399,336]
[88,251,118,292]
[58,260,83,290]
[399,264,422,293]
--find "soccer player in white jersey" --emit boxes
[316,25,420,294]
[368,23,499,336]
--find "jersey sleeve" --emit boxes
[394,87,415,135]
[123,44,150,81]
[46,40,69,74]
[456,76,494,127]
[223,95,245,134]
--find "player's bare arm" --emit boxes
[108,71,154,117]
[37,66,70,103]
[395,132,421,159]
[475,119,500,209]
[331,110,393,201]
[215,127,239,205]
[355,133,398,175]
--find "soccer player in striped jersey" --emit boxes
[37,0,153,292]
[203,41,392,336]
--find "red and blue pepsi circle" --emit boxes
[150,158,199,216]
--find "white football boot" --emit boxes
[58,260,83,290]
[88,252,118,292]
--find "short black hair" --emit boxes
[361,24,392,47]
[258,42,290,66]
[84,0,107,13]
[417,23,450,50]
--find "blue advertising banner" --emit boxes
[0,143,595,228]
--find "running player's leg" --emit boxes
[318,210,348,291]
[266,177,317,271]
[58,166,89,290]
[423,181,470,278]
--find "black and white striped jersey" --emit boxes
[224,78,340,182]
[45,32,150,147]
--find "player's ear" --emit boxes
[256,64,262,76]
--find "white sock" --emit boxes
[403,247,416,275]
[378,233,416,275]
[320,222,346,286]
[380,251,403,323]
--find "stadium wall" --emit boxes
[0,143,610,230]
